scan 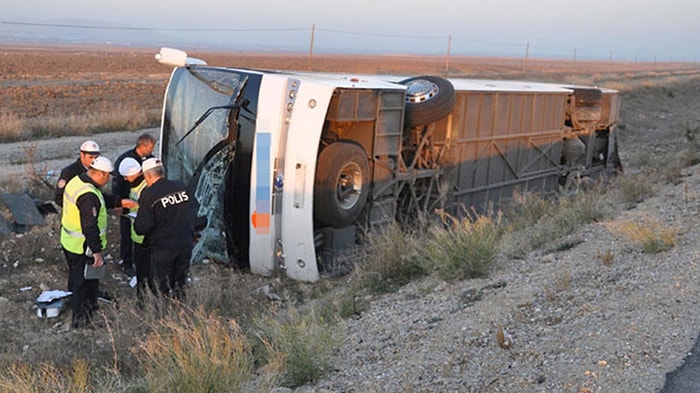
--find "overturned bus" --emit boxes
[155,48,622,282]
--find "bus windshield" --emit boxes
[161,66,245,185]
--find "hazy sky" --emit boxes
[2,0,698,61]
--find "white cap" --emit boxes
[90,156,114,173]
[142,157,163,172]
[80,140,100,154]
[118,157,142,177]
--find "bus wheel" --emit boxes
[399,75,456,128]
[314,142,370,227]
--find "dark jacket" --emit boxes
[134,177,197,250]
[55,158,87,206]
[112,148,153,199]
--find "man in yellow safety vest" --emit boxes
[61,156,136,328]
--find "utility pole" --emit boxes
[523,42,529,72]
[445,35,452,73]
[308,23,315,71]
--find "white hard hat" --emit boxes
[118,157,142,177]
[80,140,100,154]
[90,156,114,173]
[142,157,163,172]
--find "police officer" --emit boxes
[54,140,101,207]
[134,158,198,300]
[118,157,156,305]
[113,133,156,277]
[61,156,135,328]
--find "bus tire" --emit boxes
[314,142,370,227]
[399,76,456,128]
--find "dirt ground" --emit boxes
[1,46,700,389]
[3,45,699,126]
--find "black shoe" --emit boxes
[123,266,136,278]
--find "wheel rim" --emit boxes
[404,79,439,104]
[336,162,363,209]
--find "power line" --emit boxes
[0,20,306,33]
[316,27,443,40]
[1,19,517,45]
[2,19,693,62]
[317,28,526,49]
[0,19,528,51]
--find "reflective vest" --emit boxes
[129,179,147,244]
[60,176,107,255]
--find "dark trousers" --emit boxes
[151,246,191,300]
[119,216,134,269]
[134,243,156,305]
[63,248,99,328]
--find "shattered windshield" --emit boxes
[162,67,244,185]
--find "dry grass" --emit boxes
[426,209,502,281]
[350,222,428,294]
[0,175,24,194]
[2,45,697,143]
[1,107,160,142]
[501,188,611,258]
[25,106,160,139]
[502,189,551,230]
[604,214,678,253]
[255,308,338,388]
[598,249,615,266]
[135,305,256,393]
[0,282,337,392]
[0,359,89,393]
[613,172,655,208]
[544,271,572,302]
[0,111,25,142]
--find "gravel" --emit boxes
[292,167,700,392]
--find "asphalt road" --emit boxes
[659,332,700,392]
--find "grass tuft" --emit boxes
[0,111,26,142]
[604,215,678,253]
[134,305,255,393]
[424,209,502,281]
[613,173,655,208]
[255,309,339,388]
[0,359,88,393]
[502,188,610,257]
[678,124,700,168]
[501,189,551,230]
[544,271,572,301]
[598,249,615,266]
[351,222,428,294]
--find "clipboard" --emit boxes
[84,263,106,280]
